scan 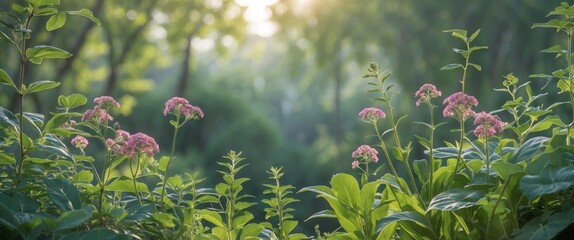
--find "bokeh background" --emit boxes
[0,0,569,234]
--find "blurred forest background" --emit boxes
[0,0,569,234]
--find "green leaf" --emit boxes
[73,170,93,183]
[59,228,131,240]
[376,211,435,238]
[120,204,153,223]
[66,9,100,25]
[26,45,72,64]
[0,31,17,47]
[28,0,60,7]
[152,212,176,228]
[509,137,548,163]
[0,68,17,90]
[359,180,382,213]
[0,106,19,130]
[55,205,95,231]
[44,178,81,211]
[239,223,264,239]
[491,162,523,181]
[158,156,170,172]
[514,208,574,240]
[43,113,71,134]
[58,94,87,109]
[330,173,360,209]
[468,63,482,71]
[46,12,66,31]
[106,179,149,193]
[428,188,485,211]
[440,63,464,71]
[444,29,468,42]
[199,210,226,228]
[305,210,337,221]
[530,115,566,133]
[232,211,254,229]
[519,165,574,201]
[0,152,16,164]
[25,81,60,94]
[468,29,480,42]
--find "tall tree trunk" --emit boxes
[333,41,343,159]
[102,2,156,96]
[54,0,104,94]
[176,33,194,97]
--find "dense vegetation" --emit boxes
[2,0,574,239]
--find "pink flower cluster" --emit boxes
[415,83,442,106]
[359,107,386,123]
[107,131,159,158]
[163,97,204,120]
[93,96,120,108]
[473,111,504,139]
[442,92,478,119]
[352,145,379,169]
[71,135,89,149]
[82,96,120,124]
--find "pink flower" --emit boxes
[415,83,442,106]
[107,129,132,155]
[443,92,478,119]
[82,107,113,123]
[94,96,120,108]
[359,107,386,123]
[122,132,160,158]
[352,145,379,163]
[71,136,89,149]
[164,97,204,120]
[473,111,504,139]
[351,160,360,169]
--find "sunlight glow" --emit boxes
[235,0,278,37]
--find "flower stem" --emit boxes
[449,118,472,188]
[427,103,436,200]
[485,139,490,188]
[160,118,180,211]
[373,123,406,193]
[130,155,142,205]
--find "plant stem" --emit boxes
[160,120,180,212]
[449,118,472,188]
[567,29,573,146]
[15,11,34,186]
[485,139,490,188]
[427,103,436,200]
[374,123,406,193]
[130,155,142,205]
[381,90,419,196]
[461,41,470,93]
[485,175,513,240]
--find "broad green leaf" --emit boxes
[0,106,19,130]
[66,9,100,25]
[239,223,264,239]
[55,205,95,231]
[151,212,176,228]
[468,63,481,71]
[0,68,17,89]
[46,12,66,31]
[158,156,170,172]
[530,115,565,133]
[428,188,485,211]
[331,174,360,208]
[106,179,149,193]
[509,137,548,163]
[26,45,72,64]
[514,208,574,240]
[0,200,19,230]
[519,165,574,201]
[58,94,87,109]
[43,113,71,134]
[59,228,131,240]
[73,170,93,183]
[232,211,254,229]
[44,178,81,211]
[199,209,226,228]
[299,185,336,200]
[120,204,153,223]
[0,152,16,164]
[28,0,60,7]
[359,180,382,213]
[376,211,435,238]
[491,162,523,181]
[25,81,60,94]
